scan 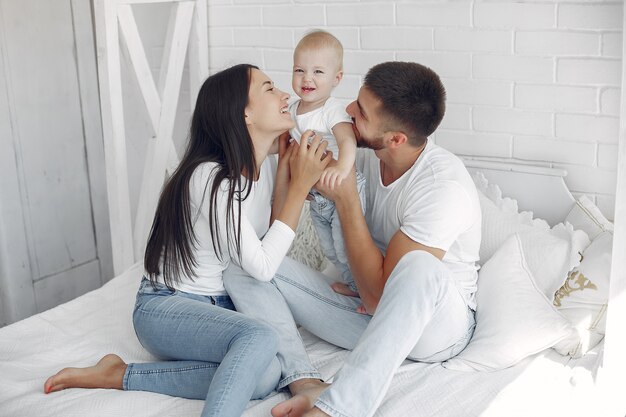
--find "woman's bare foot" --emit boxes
[43,354,127,394]
[271,379,329,417]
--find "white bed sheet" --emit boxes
[0,261,604,417]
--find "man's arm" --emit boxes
[324,169,445,313]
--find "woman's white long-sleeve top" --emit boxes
[156,157,295,296]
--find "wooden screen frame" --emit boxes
[93,0,208,275]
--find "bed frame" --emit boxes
[0,158,610,417]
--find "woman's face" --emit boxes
[245,69,294,139]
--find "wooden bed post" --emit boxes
[93,0,209,275]
[599,7,626,416]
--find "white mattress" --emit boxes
[0,262,604,417]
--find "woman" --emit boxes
[43,64,330,417]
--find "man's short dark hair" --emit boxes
[364,61,446,147]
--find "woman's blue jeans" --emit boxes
[124,278,281,417]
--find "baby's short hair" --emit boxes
[295,30,343,71]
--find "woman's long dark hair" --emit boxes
[144,64,259,289]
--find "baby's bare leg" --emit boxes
[43,354,127,394]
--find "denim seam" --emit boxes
[122,363,132,391]
[277,371,323,391]
[315,399,350,417]
[128,363,219,376]
[211,329,256,412]
[134,306,257,330]
[273,274,361,314]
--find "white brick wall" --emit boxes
[204,0,622,219]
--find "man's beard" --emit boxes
[356,135,384,151]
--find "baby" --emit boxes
[288,30,366,294]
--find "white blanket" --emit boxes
[0,262,603,417]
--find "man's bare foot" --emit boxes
[43,354,127,394]
[331,282,359,297]
[271,379,329,417]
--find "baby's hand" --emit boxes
[320,166,350,190]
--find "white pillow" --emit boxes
[443,229,579,372]
[565,195,613,240]
[473,172,589,266]
[552,196,613,358]
[473,172,548,264]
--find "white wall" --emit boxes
[205,0,622,220]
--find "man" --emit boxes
[224,61,481,417]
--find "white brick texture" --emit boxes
[598,143,619,169]
[439,104,471,130]
[555,114,620,143]
[261,5,324,26]
[515,31,600,56]
[515,84,596,112]
[474,3,555,30]
[558,4,623,31]
[327,4,394,26]
[474,55,554,82]
[208,6,262,27]
[397,3,471,27]
[474,107,552,136]
[600,88,621,116]
[435,131,512,158]
[362,28,433,51]
[397,51,471,78]
[513,137,596,165]
[443,78,512,107]
[602,33,623,58]
[435,29,511,53]
[558,58,622,85]
[204,0,621,213]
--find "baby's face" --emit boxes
[292,47,342,110]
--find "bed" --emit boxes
[0,158,615,417]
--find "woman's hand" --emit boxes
[276,131,293,184]
[288,130,332,192]
[272,131,331,231]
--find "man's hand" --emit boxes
[314,164,359,206]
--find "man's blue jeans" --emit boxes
[124,278,281,417]
[224,251,476,417]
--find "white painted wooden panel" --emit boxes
[94,0,136,274]
[0,0,109,326]
[72,0,113,283]
[0,12,36,326]
[1,0,97,277]
[33,260,101,313]
[95,0,204,272]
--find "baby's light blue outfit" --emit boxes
[289,97,367,292]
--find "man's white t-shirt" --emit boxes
[153,158,295,296]
[288,97,351,157]
[356,141,481,308]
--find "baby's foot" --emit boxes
[331,282,359,297]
